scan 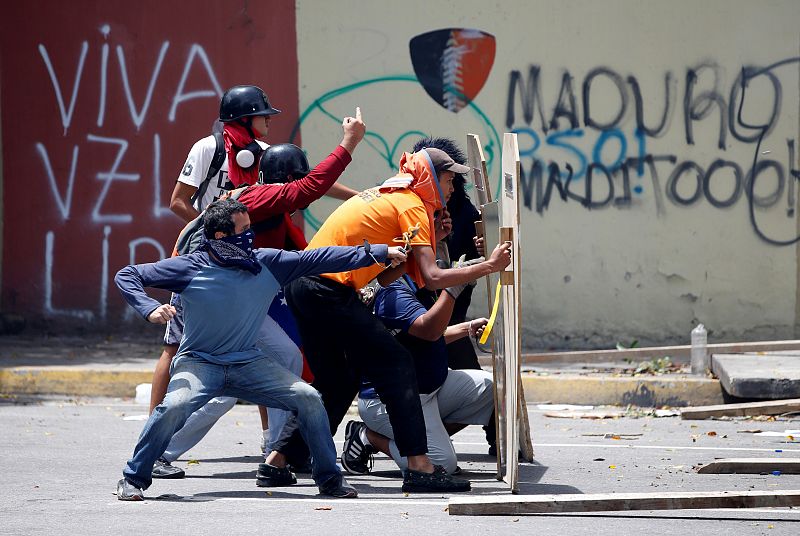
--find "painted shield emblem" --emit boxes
[409,28,496,113]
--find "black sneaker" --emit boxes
[255,463,297,487]
[401,465,471,493]
[152,457,185,479]
[288,458,313,474]
[319,475,358,498]
[340,420,374,475]
[116,478,144,501]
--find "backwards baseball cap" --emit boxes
[423,148,471,175]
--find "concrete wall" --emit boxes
[294,0,800,349]
[1,0,798,350]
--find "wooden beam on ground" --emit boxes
[697,458,800,474]
[448,490,800,515]
[508,340,800,366]
[680,398,800,419]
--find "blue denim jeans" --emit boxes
[160,313,302,462]
[122,353,340,490]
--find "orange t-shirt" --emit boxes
[307,187,432,289]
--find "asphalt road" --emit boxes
[2,396,799,535]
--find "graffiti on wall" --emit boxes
[35,30,220,320]
[1,1,299,322]
[505,58,800,245]
[294,28,501,230]
[410,28,496,113]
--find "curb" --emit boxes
[0,367,152,398]
[1,366,724,407]
[521,373,724,407]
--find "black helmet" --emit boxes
[219,85,281,122]
[259,144,310,184]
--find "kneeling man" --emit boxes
[344,258,494,478]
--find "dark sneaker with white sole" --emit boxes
[319,475,358,498]
[288,458,313,474]
[402,465,471,493]
[116,478,144,501]
[152,457,185,479]
[255,463,297,487]
[341,420,374,475]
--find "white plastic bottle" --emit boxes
[690,323,708,375]
[135,383,152,404]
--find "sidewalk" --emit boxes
[0,335,159,397]
[0,334,727,406]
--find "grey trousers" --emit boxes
[358,368,494,474]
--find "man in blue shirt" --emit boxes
[115,198,405,500]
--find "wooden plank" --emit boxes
[470,132,534,484]
[697,458,800,474]
[517,384,535,461]
[516,340,800,365]
[481,200,505,482]
[501,132,522,493]
[681,398,800,419]
[470,133,503,480]
[448,490,800,515]
[467,133,491,204]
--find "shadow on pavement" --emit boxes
[184,470,256,480]
[177,455,260,464]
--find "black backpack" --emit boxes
[176,129,236,256]
[189,131,226,207]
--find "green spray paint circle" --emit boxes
[289,75,502,230]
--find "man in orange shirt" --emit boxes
[271,148,511,492]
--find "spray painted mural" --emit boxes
[293,1,800,347]
[1,0,299,327]
[505,60,800,246]
[2,0,799,347]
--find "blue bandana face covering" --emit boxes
[202,229,262,275]
[220,228,255,254]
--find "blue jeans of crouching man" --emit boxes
[122,353,340,489]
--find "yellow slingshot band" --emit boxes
[479,279,503,345]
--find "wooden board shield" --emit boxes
[500,133,522,492]
[501,134,535,467]
[468,133,503,480]
[467,133,491,205]
[480,201,504,480]
[468,133,533,492]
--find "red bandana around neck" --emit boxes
[223,122,261,187]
